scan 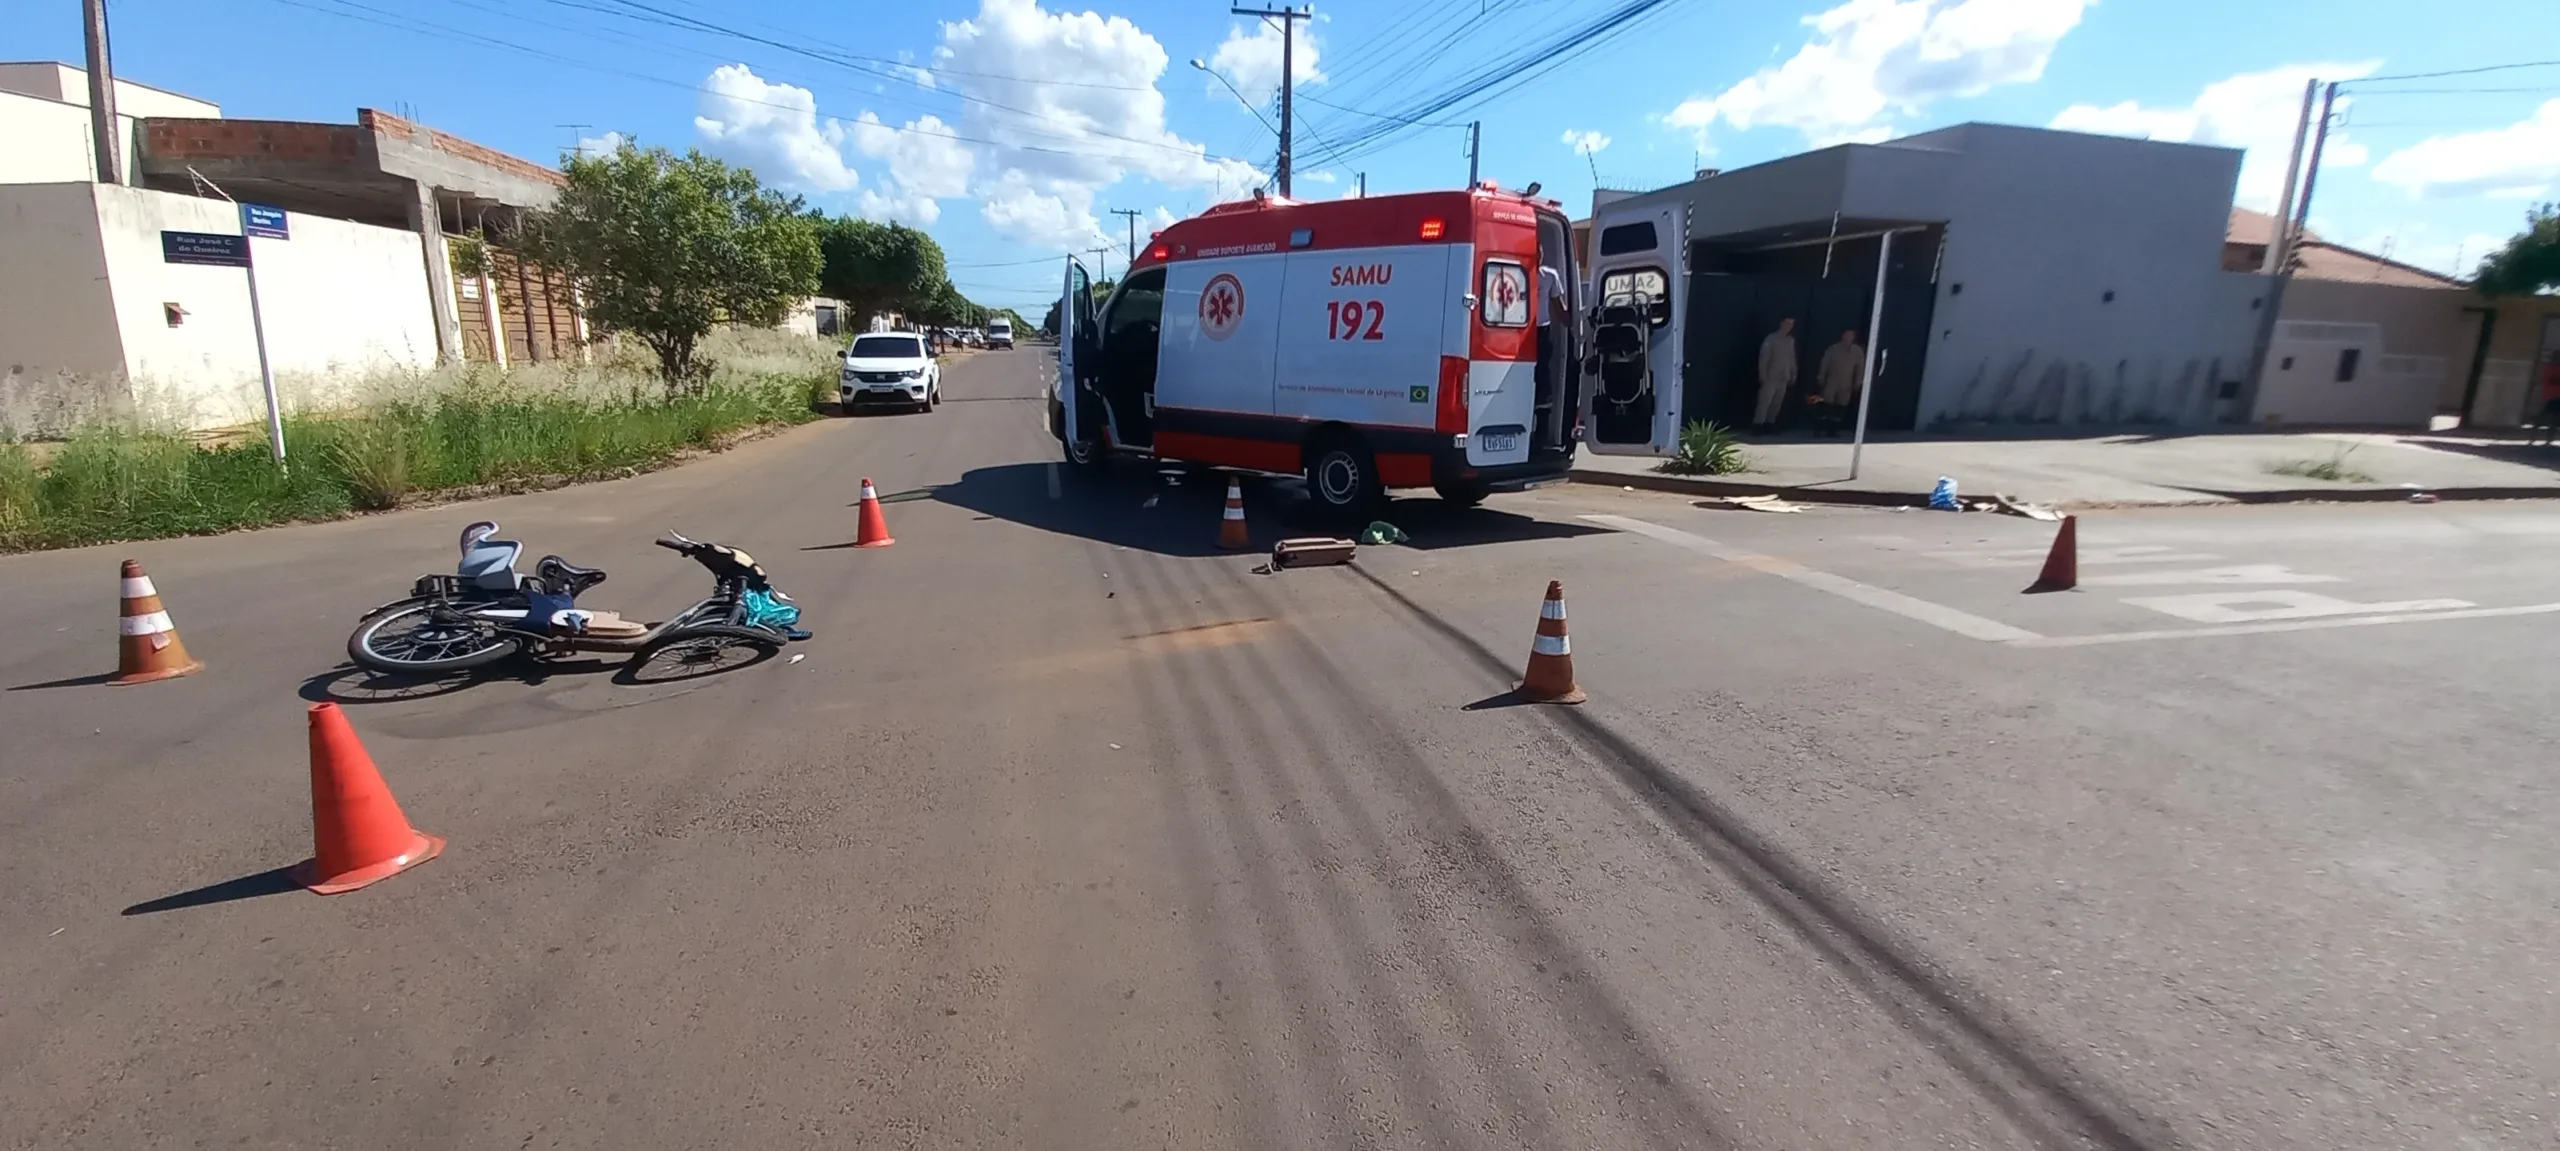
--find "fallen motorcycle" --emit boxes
[346,521,809,678]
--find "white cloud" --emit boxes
[931,0,1265,250]
[2372,99,2560,201]
[1562,129,1612,155]
[1665,0,2087,150]
[1150,205,1180,229]
[692,64,861,191]
[1299,168,1338,184]
[1208,18,1324,111]
[689,3,1268,262]
[2049,60,2380,208]
[572,130,628,159]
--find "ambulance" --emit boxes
[1049,183,1590,516]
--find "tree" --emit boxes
[2474,202,2560,296]
[522,141,819,385]
[1041,300,1061,337]
[818,218,948,329]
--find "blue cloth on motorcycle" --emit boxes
[742,587,802,631]
[527,590,579,632]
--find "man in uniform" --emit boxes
[1753,317,1797,432]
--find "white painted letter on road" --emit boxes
[2120,590,2475,625]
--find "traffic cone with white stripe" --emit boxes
[109,559,202,685]
[854,477,895,548]
[1517,580,1585,704]
[1218,477,1250,550]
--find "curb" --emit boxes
[1568,469,2560,511]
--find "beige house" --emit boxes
[2227,208,2560,428]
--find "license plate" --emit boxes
[1479,431,1522,453]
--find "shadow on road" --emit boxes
[122,866,301,916]
[300,644,771,704]
[931,462,1612,558]
[8,672,116,692]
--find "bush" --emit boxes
[1658,420,1752,476]
[0,347,829,552]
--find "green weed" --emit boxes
[1658,420,1753,476]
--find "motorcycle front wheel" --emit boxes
[617,624,781,684]
[348,603,524,675]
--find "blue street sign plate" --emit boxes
[161,231,252,268]
[242,204,289,239]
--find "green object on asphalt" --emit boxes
[1358,521,1408,545]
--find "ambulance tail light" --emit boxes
[1150,244,1169,260]
[1419,217,1445,241]
[1435,355,1469,436]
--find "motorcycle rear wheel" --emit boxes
[348,603,523,675]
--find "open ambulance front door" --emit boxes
[1055,255,1106,468]
[1581,202,1685,456]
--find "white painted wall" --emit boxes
[0,65,219,188]
[0,183,438,434]
[0,182,126,434]
[92,184,438,429]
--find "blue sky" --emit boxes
[23,0,2559,314]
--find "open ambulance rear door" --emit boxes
[1053,255,1105,469]
[1581,201,1685,456]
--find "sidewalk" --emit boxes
[1569,430,2560,509]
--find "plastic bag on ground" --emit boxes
[1929,476,1961,511]
[1358,521,1409,545]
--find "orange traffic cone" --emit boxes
[297,703,444,895]
[854,477,896,548]
[1218,477,1250,550]
[109,559,203,685]
[1517,581,1586,704]
[2027,515,2078,593]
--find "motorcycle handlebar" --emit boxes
[653,537,692,552]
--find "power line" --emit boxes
[2353,59,2560,84]
[255,0,1259,171]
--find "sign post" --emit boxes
[162,209,287,464]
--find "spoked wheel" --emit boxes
[618,624,782,684]
[347,603,523,676]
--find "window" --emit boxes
[851,335,924,358]
[1599,267,1671,327]
[1481,259,1530,327]
[2335,348,2361,383]
[1104,271,1165,342]
[1598,221,1657,256]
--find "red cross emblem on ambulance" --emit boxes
[1200,273,1244,341]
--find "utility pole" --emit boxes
[82,0,122,185]
[1355,172,1365,198]
[1108,208,1143,262]
[1467,121,1481,187]
[1089,246,1114,285]
[2263,80,2317,274]
[2240,80,2337,424]
[1230,5,1310,197]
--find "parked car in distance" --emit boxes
[985,318,1014,350]
[839,332,942,414]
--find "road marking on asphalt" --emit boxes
[2117,589,2474,624]
[1927,544,2219,569]
[2081,564,2344,587]
[1582,515,2044,643]
[2014,602,2560,647]
[1047,461,1062,500]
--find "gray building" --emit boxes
[1580,123,2267,437]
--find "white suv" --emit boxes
[839,332,942,413]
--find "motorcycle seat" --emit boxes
[535,555,609,596]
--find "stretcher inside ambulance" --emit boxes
[1050,184,1584,516]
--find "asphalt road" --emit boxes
[5,347,2557,1149]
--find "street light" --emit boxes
[1191,58,1280,140]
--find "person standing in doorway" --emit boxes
[1813,328,1866,437]
[1753,318,1797,433]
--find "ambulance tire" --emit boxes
[1062,432,1111,476]
[1433,481,1489,508]
[1304,433,1383,522]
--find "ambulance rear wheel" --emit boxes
[1305,434,1382,521]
